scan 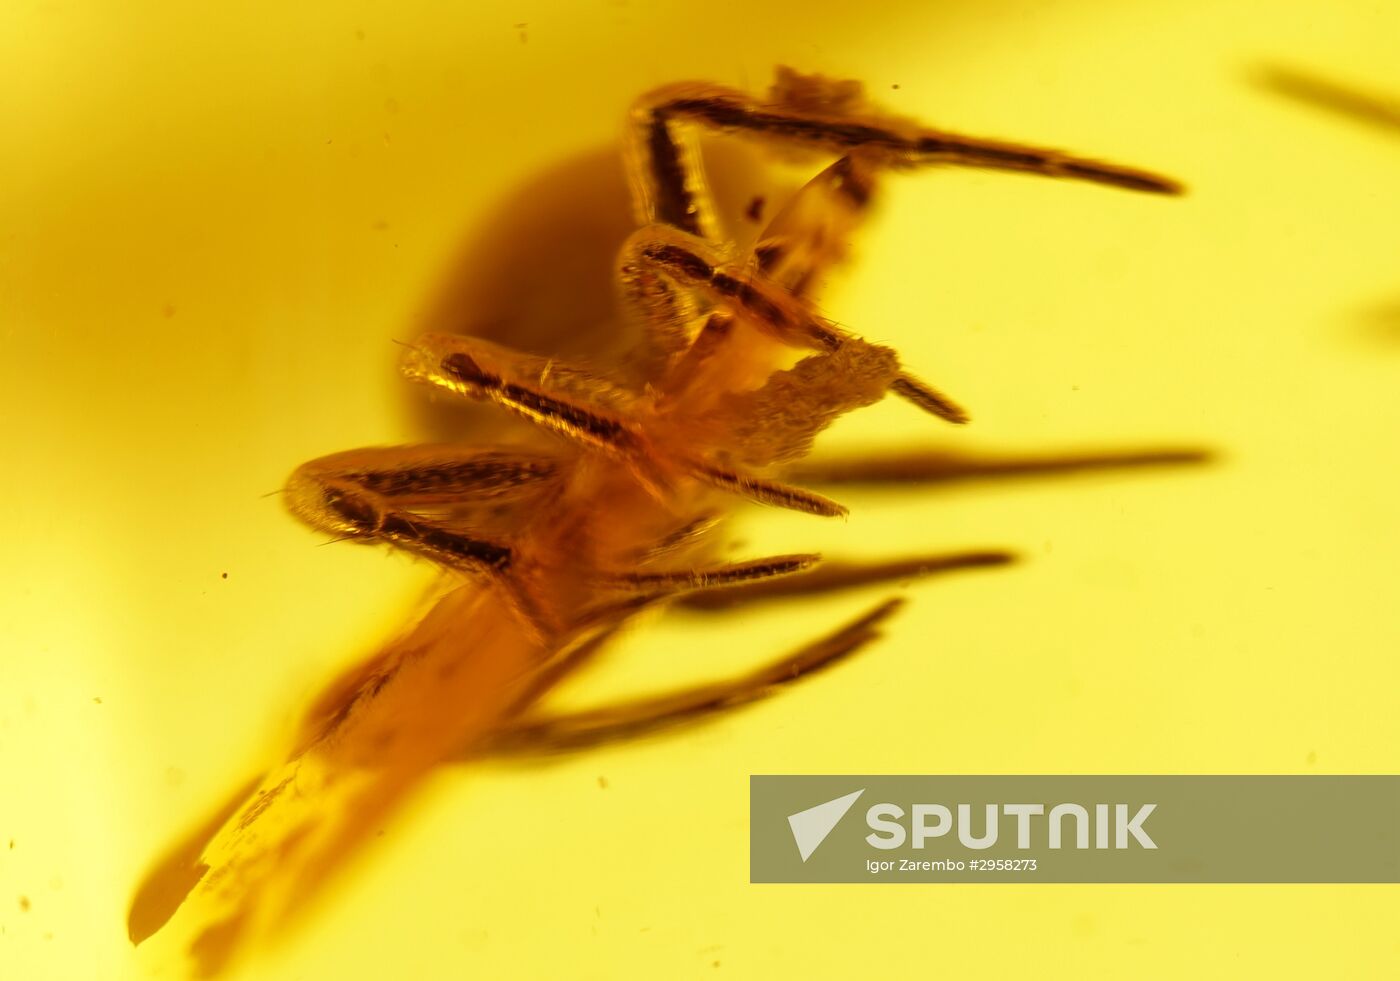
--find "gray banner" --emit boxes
[751,776,1400,883]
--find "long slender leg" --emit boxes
[474,598,904,757]
[285,447,552,633]
[399,331,849,517]
[292,461,570,635]
[620,225,843,350]
[620,225,969,423]
[400,332,648,457]
[677,550,1016,610]
[286,444,562,511]
[596,552,819,592]
[284,444,559,556]
[626,68,1181,239]
[749,153,975,423]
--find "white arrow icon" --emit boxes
[787,789,865,861]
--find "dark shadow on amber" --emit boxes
[405,140,794,443]
[127,774,263,945]
[473,598,904,758]
[1359,296,1400,346]
[678,550,1015,611]
[1255,66,1399,350]
[788,446,1212,487]
[1255,65,1400,135]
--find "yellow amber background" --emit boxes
[3,0,1397,977]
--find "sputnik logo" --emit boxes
[787,789,865,862]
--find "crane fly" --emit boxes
[127,67,1184,976]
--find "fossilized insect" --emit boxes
[127,67,1182,976]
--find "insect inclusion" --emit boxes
[128,67,1183,977]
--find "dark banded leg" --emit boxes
[747,153,973,424]
[285,444,561,512]
[626,69,1181,239]
[595,552,820,593]
[473,598,904,757]
[284,454,521,577]
[399,331,849,518]
[620,225,969,423]
[284,449,566,631]
[678,550,1016,610]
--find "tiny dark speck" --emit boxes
[713,961,721,968]
[18,896,30,912]
[93,696,102,704]
[891,84,900,90]
[221,572,229,580]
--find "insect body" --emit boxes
[128,68,1181,976]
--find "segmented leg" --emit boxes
[284,445,560,568]
[399,331,849,517]
[677,550,1016,610]
[474,598,903,756]
[286,444,562,513]
[750,151,975,426]
[622,68,1181,424]
[619,224,969,423]
[595,552,819,592]
[283,444,569,632]
[626,67,1181,239]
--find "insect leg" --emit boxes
[628,68,1180,238]
[620,225,968,423]
[400,331,850,518]
[595,552,820,593]
[286,444,561,511]
[400,332,647,456]
[473,598,904,757]
[285,446,526,576]
[677,550,1016,610]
